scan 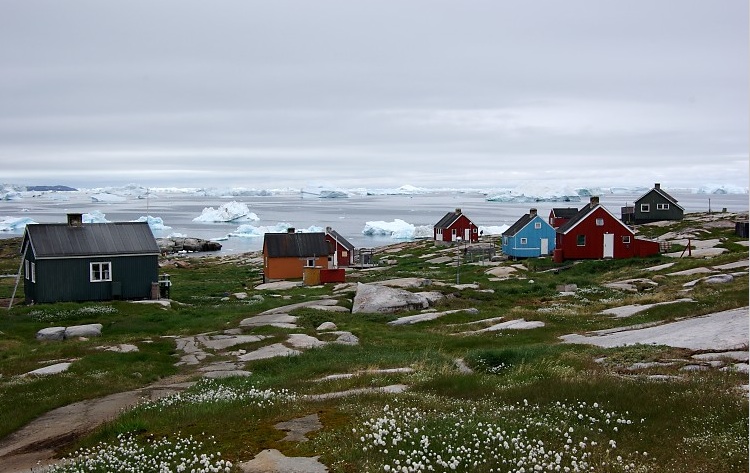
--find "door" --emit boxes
[540,238,548,255]
[464,229,470,241]
[603,233,615,258]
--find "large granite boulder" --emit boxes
[351,283,444,314]
[64,323,103,338]
[36,327,66,341]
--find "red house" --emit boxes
[548,207,579,229]
[325,226,355,267]
[554,197,660,262]
[434,208,479,244]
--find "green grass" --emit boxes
[0,213,748,472]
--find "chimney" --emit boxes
[455,208,462,215]
[326,226,332,233]
[589,196,600,207]
[67,213,83,227]
[654,183,661,189]
[287,227,296,233]
[529,208,537,217]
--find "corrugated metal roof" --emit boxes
[264,232,329,258]
[24,222,160,258]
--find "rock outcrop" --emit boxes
[351,282,443,314]
[157,237,222,253]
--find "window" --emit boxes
[473,228,477,233]
[595,218,604,226]
[342,250,348,257]
[534,222,542,229]
[622,236,631,244]
[520,238,528,245]
[640,204,650,213]
[656,203,669,210]
[503,237,508,245]
[30,262,35,283]
[25,260,29,280]
[305,258,315,267]
[576,235,586,246]
[90,262,112,282]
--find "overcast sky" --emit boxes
[1,1,747,190]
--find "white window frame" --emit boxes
[305,258,316,267]
[30,262,36,283]
[520,237,528,245]
[90,262,112,282]
[622,236,631,244]
[595,218,604,226]
[641,204,650,213]
[25,260,29,280]
[577,235,586,246]
[656,203,669,210]
[534,222,542,229]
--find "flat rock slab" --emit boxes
[198,334,269,350]
[713,259,750,270]
[240,313,299,328]
[260,299,340,315]
[603,278,658,292]
[238,343,302,362]
[255,281,302,291]
[644,262,676,272]
[351,283,442,314]
[275,414,323,442]
[239,449,328,473]
[465,319,545,333]
[692,351,750,362]
[600,298,694,318]
[305,384,408,401]
[667,267,716,277]
[96,344,139,353]
[23,362,72,377]
[425,256,453,264]
[287,334,327,349]
[560,307,749,350]
[485,266,517,278]
[64,324,103,338]
[373,277,432,288]
[389,308,479,326]
[317,367,414,382]
[203,370,252,379]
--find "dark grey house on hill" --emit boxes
[21,214,160,304]
[621,183,685,224]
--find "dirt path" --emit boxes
[0,376,194,473]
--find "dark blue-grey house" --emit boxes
[502,208,557,259]
[21,214,160,304]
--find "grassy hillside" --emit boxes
[0,211,747,472]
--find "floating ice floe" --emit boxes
[91,193,127,203]
[229,223,324,238]
[362,219,432,239]
[479,224,510,235]
[0,216,36,233]
[132,215,171,230]
[83,211,110,223]
[0,190,22,201]
[486,183,582,203]
[193,201,260,223]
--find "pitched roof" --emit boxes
[264,232,329,258]
[326,228,355,251]
[550,207,579,218]
[435,210,473,229]
[634,184,685,210]
[503,214,534,236]
[556,203,634,235]
[23,222,160,259]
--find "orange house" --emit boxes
[263,230,329,281]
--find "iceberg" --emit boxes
[228,223,324,238]
[1,191,22,201]
[486,183,581,203]
[132,215,171,231]
[479,225,510,236]
[0,216,36,233]
[362,219,430,239]
[91,193,127,203]
[193,201,260,223]
[83,211,111,224]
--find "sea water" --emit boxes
[0,190,747,255]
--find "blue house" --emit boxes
[502,208,556,259]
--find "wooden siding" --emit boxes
[264,255,328,280]
[434,214,479,243]
[24,254,158,304]
[502,215,556,258]
[556,207,637,260]
[633,189,684,222]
